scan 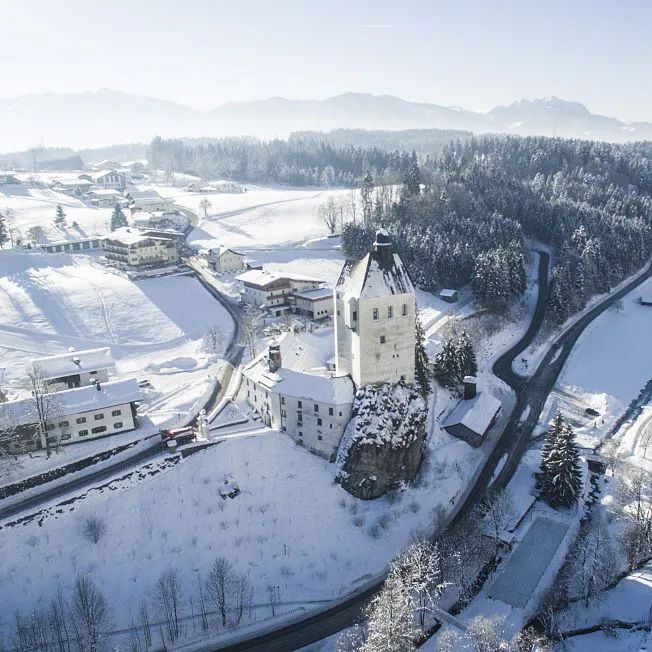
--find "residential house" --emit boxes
[103,227,179,269]
[206,246,246,273]
[52,178,94,196]
[125,188,175,213]
[292,288,334,319]
[92,160,121,171]
[86,188,122,207]
[80,170,126,190]
[32,347,115,391]
[236,270,325,316]
[0,378,142,453]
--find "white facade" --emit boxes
[242,333,353,461]
[207,247,245,273]
[104,229,179,269]
[335,230,416,387]
[32,346,115,391]
[1,378,142,453]
[292,288,334,319]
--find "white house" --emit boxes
[80,170,126,190]
[292,287,334,319]
[32,347,115,391]
[334,229,416,387]
[0,378,142,453]
[206,246,246,274]
[236,270,325,316]
[103,228,179,269]
[125,188,175,213]
[243,332,353,461]
[52,178,94,196]
[92,160,121,171]
[86,188,122,207]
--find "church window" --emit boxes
[387,306,393,318]
[380,335,386,344]
[352,311,357,321]
[373,308,379,320]
[298,400,302,408]
[317,418,322,426]
[328,407,334,416]
[318,435,323,441]
[314,404,319,413]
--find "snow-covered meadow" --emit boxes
[0,249,234,430]
[0,184,113,244]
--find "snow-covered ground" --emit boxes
[536,277,652,448]
[0,184,113,244]
[0,249,234,473]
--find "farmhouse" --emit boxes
[103,228,179,270]
[206,246,246,273]
[236,270,325,316]
[442,376,502,447]
[0,378,142,453]
[92,160,121,171]
[32,347,115,391]
[243,333,353,461]
[80,170,126,190]
[334,228,416,387]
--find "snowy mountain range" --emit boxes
[2,89,651,151]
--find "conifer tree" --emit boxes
[540,412,565,477]
[414,317,431,397]
[55,204,66,226]
[403,152,421,196]
[542,421,583,508]
[0,211,8,248]
[456,331,477,380]
[110,204,128,230]
[433,338,458,392]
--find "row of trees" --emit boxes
[7,557,257,651]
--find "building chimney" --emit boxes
[463,376,477,400]
[267,339,282,373]
[372,228,393,269]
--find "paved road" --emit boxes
[210,253,652,652]
[0,261,243,525]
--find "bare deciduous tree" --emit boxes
[480,489,516,561]
[198,198,212,218]
[318,197,339,235]
[154,567,183,642]
[81,516,108,544]
[72,574,110,652]
[137,598,152,648]
[28,369,60,458]
[206,557,235,627]
[239,308,261,360]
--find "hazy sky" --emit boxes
[3,0,651,121]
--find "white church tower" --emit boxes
[334,229,416,387]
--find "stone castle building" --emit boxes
[243,229,417,461]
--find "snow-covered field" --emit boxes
[0,249,234,432]
[174,185,354,250]
[537,277,652,448]
[0,184,114,244]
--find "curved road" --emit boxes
[0,262,243,525]
[209,252,652,652]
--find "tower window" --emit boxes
[352,311,357,321]
[380,335,386,344]
[387,306,393,318]
[402,303,408,316]
[373,308,379,320]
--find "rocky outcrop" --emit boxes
[337,383,427,500]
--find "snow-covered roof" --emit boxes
[336,231,414,300]
[208,245,244,258]
[87,188,122,197]
[32,347,115,381]
[236,269,323,288]
[105,227,170,246]
[259,368,353,405]
[0,378,141,428]
[442,392,502,437]
[244,330,351,404]
[293,287,334,301]
[94,169,124,180]
[54,178,93,187]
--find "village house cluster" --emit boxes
[0,347,142,454]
